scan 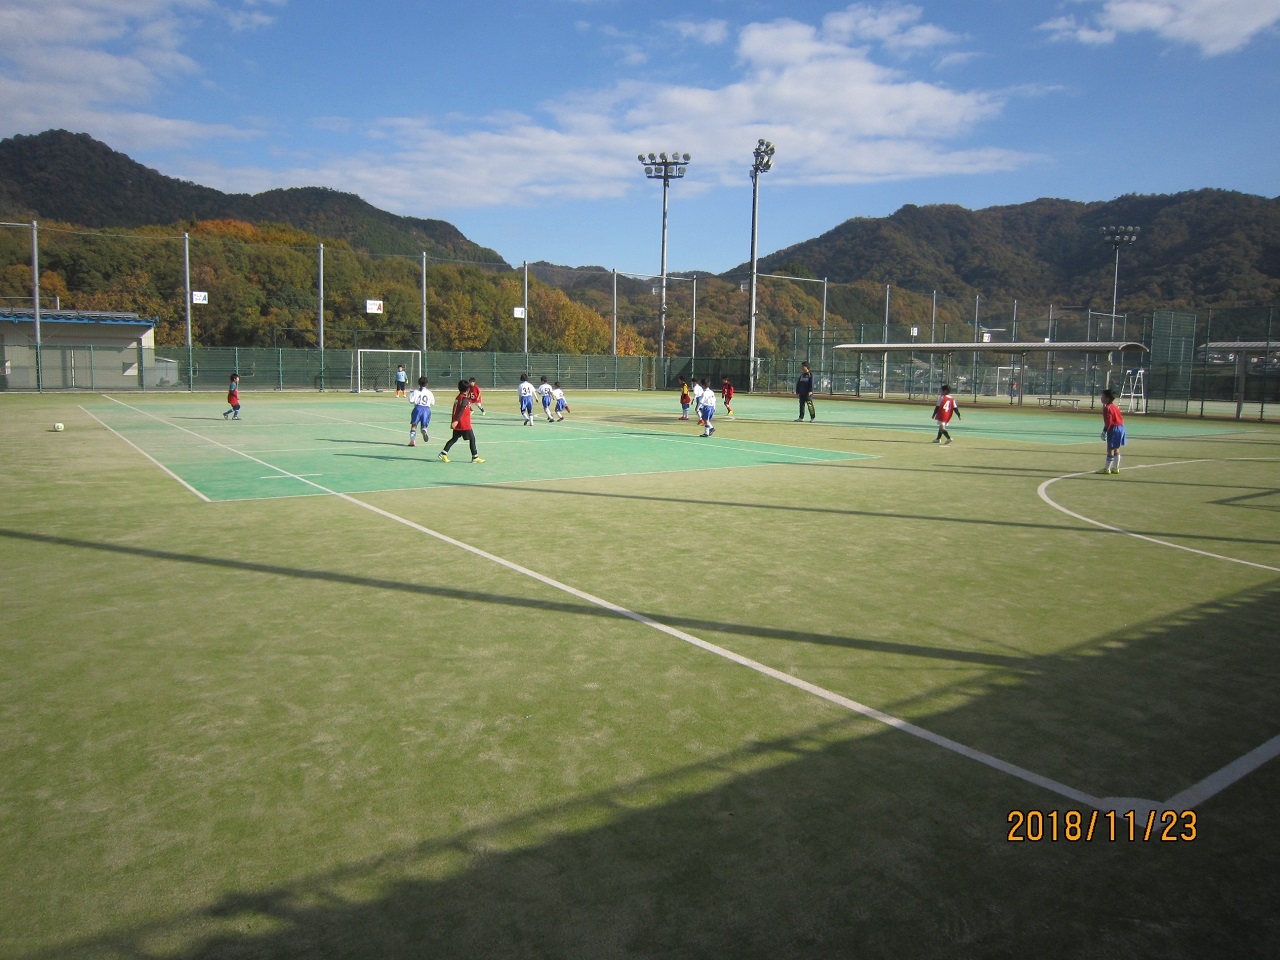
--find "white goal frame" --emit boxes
[353,349,422,394]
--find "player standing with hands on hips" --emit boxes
[439,380,484,462]
[795,362,815,421]
[932,384,961,443]
[1097,389,1125,474]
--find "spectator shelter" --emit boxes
[0,309,159,390]
[832,339,1149,408]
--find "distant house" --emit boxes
[0,309,162,389]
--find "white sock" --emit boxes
[1113,454,1121,471]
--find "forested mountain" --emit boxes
[0,131,505,264]
[750,190,1280,319]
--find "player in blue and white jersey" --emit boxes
[551,382,568,421]
[518,374,537,426]
[697,378,716,436]
[407,377,435,446]
[537,376,555,421]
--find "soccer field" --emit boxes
[2,389,1278,959]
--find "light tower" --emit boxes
[1100,225,1140,337]
[748,139,775,392]
[637,151,691,361]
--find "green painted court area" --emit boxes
[83,393,873,501]
[3,388,1279,959]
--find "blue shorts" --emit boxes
[700,405,714,423]
[556,398,567,412]
[520,396,534,414]
[411,407,431,428]
[542,395,551,409]
[1106,425,1126,449]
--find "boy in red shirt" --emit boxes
[721,376,735,417]
[1098,388,1126,474]
[467,378,486,415]
[931,385,960,444]
[439,380,484,462]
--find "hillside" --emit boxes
[750,191,1280,312]
[0,130,507,265]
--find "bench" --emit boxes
[1037,397,1082,409]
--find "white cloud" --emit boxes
[0,0,274,148]
[666,19,730,45]
[195,9,1027,216]
[822,3,962,53]
[1038,0,1280,55]
[0,1,1032,219]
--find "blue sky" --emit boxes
[2,1,1278,274]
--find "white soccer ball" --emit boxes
[53,422,65,432]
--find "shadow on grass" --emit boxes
[0,528,1025,670]
[470,483,1280,548]
[20,582,1280,960]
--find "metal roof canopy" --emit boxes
[833,341,1147,353]
[1204,342,1276,352]
[0,309,152,326]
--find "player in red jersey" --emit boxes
[931,385,961,443]
[439,380,484,462]
[467,378,485,415]
[721,376,735,417]
[1098,389,1126,474]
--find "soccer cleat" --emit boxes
[472,456,485,463]
[795,417,804,422]
[709,426,715,435]
[408,441,416,447]
[232,414,240,420]
[223,411,230,419]
[1109,468,1119,474]
[931,438,941,443]
[944,437,951,444]
[438,452,450,462]
[1095,468,1111,474]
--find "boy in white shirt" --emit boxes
[537,376,555,421]
[692,380,705,426]
[407,377,435,446]
[517,374,537,426]
[697,378,716,437]
[551,382,568,421]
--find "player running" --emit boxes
[721,375,735,418]
[407,376,434,447]
[439,379,484,463]
[518,374,536,426]
[551,382,569,421]
[537,376,555,421]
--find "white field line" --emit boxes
[79,405,211,502]
[94,394,1098,807]
[1165,732,1280,809]
[1039,457,1280,806]
[1037,460,1280,573]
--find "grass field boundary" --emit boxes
[1037,460,1280,574]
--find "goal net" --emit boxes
[353,350,421,394]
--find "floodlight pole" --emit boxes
[31,220,41,391]
[184,232,193,391]
[638,151,691,369]
[747,139,774,392]
[1101,225,1140,338]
